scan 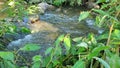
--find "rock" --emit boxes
[86,2,100,9]
[56,7,62,12]
[27,15,59,33]
[38,2,55,14]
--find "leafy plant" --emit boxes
[0,0,120,68]
[0,52,16,68]
[20,44,40,51]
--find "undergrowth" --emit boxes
[0,0,120,68]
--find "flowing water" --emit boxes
[6,6,104,66]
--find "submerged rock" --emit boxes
[28,15,59,33]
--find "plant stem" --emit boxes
[106,23,114,46]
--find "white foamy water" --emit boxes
[8,34,33,48]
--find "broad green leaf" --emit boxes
[88,46,109,60]
[70,46,77,55]
[32,61,40,68]
[79,11,89,22]
[20,44,40,51]
[64,34,71,51]
[110,40,120,45]
[21,27,30,33]
[72,60,85,68]
[52,60,60,66]
[96,0,109,3]
[54,34,64,46]
[45,47,53,55]
[101,3,109,9]
[108,54,120,68]
[77,47,86,54]
[4,60,16,68]
[42,57,51,67]
[92,9,109,16]
[97,33,109,40]
[54,45,62,56]
[88,33,97,44]
[112,29,120,39]
[76,42,88,48]
[72,37,82,42]
[94,57,110,68]
[32,55,41,62]
[0,52,14,61]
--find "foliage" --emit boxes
[0,0,120,68]
[26,0,83,6]
[0,0,28,20]
[0,52,16,68]
[78,0,120,67]
[20,44,40,51]
[0,33,116,68]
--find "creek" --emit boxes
[6,6,104,66]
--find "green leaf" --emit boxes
[110,40,120,45]
[92,9,109,16]
[88,46,109,60]
[77,0,82,5]
[72,37,82,43]
[76,42,88,48]
[42,57,51,67]
[108,54,120,68]
[94,57,110,68]
[112,29,120,39]
[20,44,40,51]
[32,55,41,68]
[32,55,41,62]
[52,60,60,66]
[95,16,101,27]
[64,34,71,51]
[0,52,14,61]
[54,34,64,46]
[96,0,109,3]
[72,60,85,68]
[20,66,28,68]
[97,33,109,40]
[45,47,53,55]
[88,33,97,44]
[79,11,90,22]
[54,45,62,56]
[32,61,40,68]
[4,60,16,68]
[21,27,30,33]
[116,5,120,11]
[54,0,66,6]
